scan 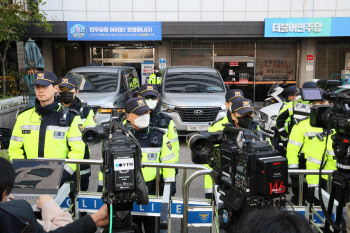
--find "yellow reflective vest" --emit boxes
[9,105,85,175]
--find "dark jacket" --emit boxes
[0,200,97,233]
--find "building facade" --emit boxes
[20,0,350,102]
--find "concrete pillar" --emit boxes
[297,38,316,88]
[155,40,170,69]
[42,39,54,72]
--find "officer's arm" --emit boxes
[8,115,25,160]
[83,109,97,128]
[66,115,85,173]
[167,120,179,163]
[276,109,290,137]
[286,125,304,169]
[160,134,176,183]
[325,136,336,171]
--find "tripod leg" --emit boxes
[324,177,337,233]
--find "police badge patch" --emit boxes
[167,141,172,150]
[78,124,84,133]
[173,126,177,134]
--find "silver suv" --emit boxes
[66,66,135,124]
[160,66,227,135]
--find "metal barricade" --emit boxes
[34,158,339,232]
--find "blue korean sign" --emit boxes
[67,21,162,41]
[265,17,350,37]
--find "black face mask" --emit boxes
[59,92,74,104]
[236,115,253,128]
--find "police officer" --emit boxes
[204,89,244,198]
[286,98,329,204]
[272,85,300,156]
[9,71,85,184]
[129,73,140,97]
[305,134,336,188]
[138,84,179,168]
[57,77,96,191]
[148,67,162,86]
[275,82,316,150]
[125,97,176,232]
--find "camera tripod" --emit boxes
[103,207,141,233]
[323,170,349,233]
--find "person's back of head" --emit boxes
[229,208,313,233]
[0,157,15,202]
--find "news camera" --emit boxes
[187,125,288,230]
[309,90,350,233]
[82,108,148,233]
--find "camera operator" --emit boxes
[275,82,317,152]
[138,84,180,172]
[228,208,313,233]
[125,97,176,232]
[287,98,330,205]
[272,85,300,156]
[204,89,244,199]
[0,157,109,233]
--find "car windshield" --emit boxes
[164,72,225,93]
[66,72,119,92]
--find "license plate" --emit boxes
[188,125,209,131]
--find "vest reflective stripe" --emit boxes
[308,183,319,187]
[303,132,318,137]
[81,119,86,123]
[163,177,175,182]
[281,138,288,141]
[141,148,162,153]
[160,152,175,162]
[288,107,293,112]
[205,188,213,193]
[67,136,82,142]
[11,136,23,142]
[327,150,335,156]
[64,164,74,175]
[169,138,179,143]
[288,139,303,147]
[47,126,70,131]
[278,128,286,132]
[20,125,40,130]
[288,164,299,169]
[80,168,91,175]
[307,156,322,165]
[99,180,103,186]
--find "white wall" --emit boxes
[40,0,350,21]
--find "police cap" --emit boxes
[33,71,58,87]
[230,98,254,115]
[139,84,159,97]
[225,89,244,102]
[125,97,151,115]
[58,77,78,90]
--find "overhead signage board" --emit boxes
[67,21,162,41]
[265,17,350,37]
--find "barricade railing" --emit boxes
[33,158,337,232]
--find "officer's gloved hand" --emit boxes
[280,131,289,138]
[170,182,176,196]
[60,170,74,186]
[97,185,103,192]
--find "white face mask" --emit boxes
[131,114,150,129]
[145,99,158,110]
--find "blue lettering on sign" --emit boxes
[67,21,162,41]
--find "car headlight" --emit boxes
[161,102,175,112]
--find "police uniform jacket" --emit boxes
[8,99,85,176]
[150,108,179,163]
